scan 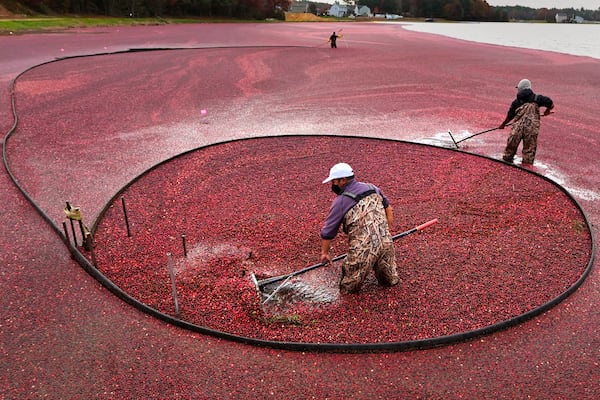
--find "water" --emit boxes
[402,22,600,60]
[401,21,599,202]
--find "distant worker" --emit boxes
[320,163,399,294]
[329,32,339,48]
[499,78,554,165]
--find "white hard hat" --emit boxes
[322,163,354,183]
[516,79,531,91]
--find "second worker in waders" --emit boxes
[320,163,399,294]
[499,78,554,165]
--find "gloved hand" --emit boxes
[320,253,332,265]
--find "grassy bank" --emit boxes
[0,16,251,35]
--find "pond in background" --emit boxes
[401,21,600,60]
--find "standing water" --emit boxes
[402,21,600,60]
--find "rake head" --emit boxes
[448,130,460,149]
[261,280,337,304]
[250,272,336,305]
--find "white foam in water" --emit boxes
[415,131,600,203]
[414,131,458,148]
[528,161,600,202]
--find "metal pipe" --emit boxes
[257,219,438,289]
[166,253,180,317]
[181,234,187,257]
[62,221,70,244]
[121,196,131,237]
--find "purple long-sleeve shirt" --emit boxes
[320,180,390,240]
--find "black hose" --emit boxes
[3,48,595,353]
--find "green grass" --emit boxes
[0,16,239,34]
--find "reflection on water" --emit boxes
[402,22,600,60]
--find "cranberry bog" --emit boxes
[2,23,599,397]
[89,135,592,349]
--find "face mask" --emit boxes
[331,184,342,195]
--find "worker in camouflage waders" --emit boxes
[320,163,399,294]
[499,78,554,165]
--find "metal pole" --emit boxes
[69,218,77,247]
[78,220,86,247]
[62,221,70,244]
[181,234,187,257]
[121,196,131,237]
[166,253,180,317]
[65,201,78,246]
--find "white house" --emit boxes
[354,5,372,17]
[556,12,585,23]
[328,3,349,17]
[555,12,568,23]
[289,1,310,13]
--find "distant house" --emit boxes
[354,5,372,17]
[328,3,349,17]
[289,1,311,13]
[555,12,568,23]
[573,15,584,23]
[556,12,585,23]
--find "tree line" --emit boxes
[356,0,599,21]
[361,0,502,21]
[6,0,600,21]
[494,5,600,22]
[8,0,292,19]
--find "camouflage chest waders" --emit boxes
[339,193,399,294]
[503,102,540,164]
